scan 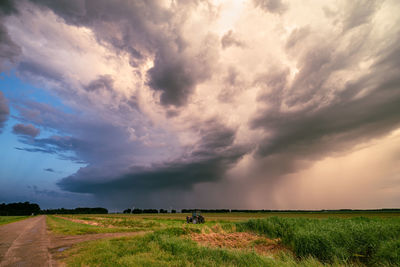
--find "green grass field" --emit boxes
[46,216,138,235]
[49,212,400,266]
[52,210,400,223]
[0,216,29,225]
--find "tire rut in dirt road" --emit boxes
[0,216,50,267]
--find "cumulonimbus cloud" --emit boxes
[1,0,400,209]
[0,1,21,72]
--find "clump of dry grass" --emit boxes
[55,216,106,227]
[190,227,286,256]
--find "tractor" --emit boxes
[186,210,205,224]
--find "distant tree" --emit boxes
[171,209,176,213]
[40,207,108,214]
[0,202,41,216]
[123,208,132,214]
[75,207,108,214]
[132,208,143,214]
[143,209,158,213]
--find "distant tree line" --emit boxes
[2,201,399,216]
[41,207,108,214]
[181,209,231,213]
[123,208,176,214]
[0,202,41,215]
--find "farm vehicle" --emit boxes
[186,211,205,224]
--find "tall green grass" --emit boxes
[46,216,133,235]
[236,216,400,265]
[64,227,333,267]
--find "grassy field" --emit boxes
[235,216,400,265]
[51,212,400,266]
[122,211,400,220]
[0,216,29,225]
[46,216,138,235]
[52,210,400,223]
[64,228,330,267]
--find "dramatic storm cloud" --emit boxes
[1,0,400,209]
[0,1,21,72]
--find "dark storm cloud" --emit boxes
[147,55,197,107]
[58,122,248,196]
[251,33,400,167]
[342,0,380,31]
[190,120,239,158]
[0,0,18,16]
[12,123,40,137]
[253,0,288,15]
[146,35,216,107]
[0,91,9,132]
[146,38,216,106]
[282,21,378,108]
[147,49,214,107]
[0,1,21,72]
[58,151,244,193]
[30,0,218,107]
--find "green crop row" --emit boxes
[235,216,400,265]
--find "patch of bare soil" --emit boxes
[190,232,286,255]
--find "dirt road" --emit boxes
[0,216,145,266]
[0,216,50,266]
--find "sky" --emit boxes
[0,0,400,210]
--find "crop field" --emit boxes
[45,211,400,266]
